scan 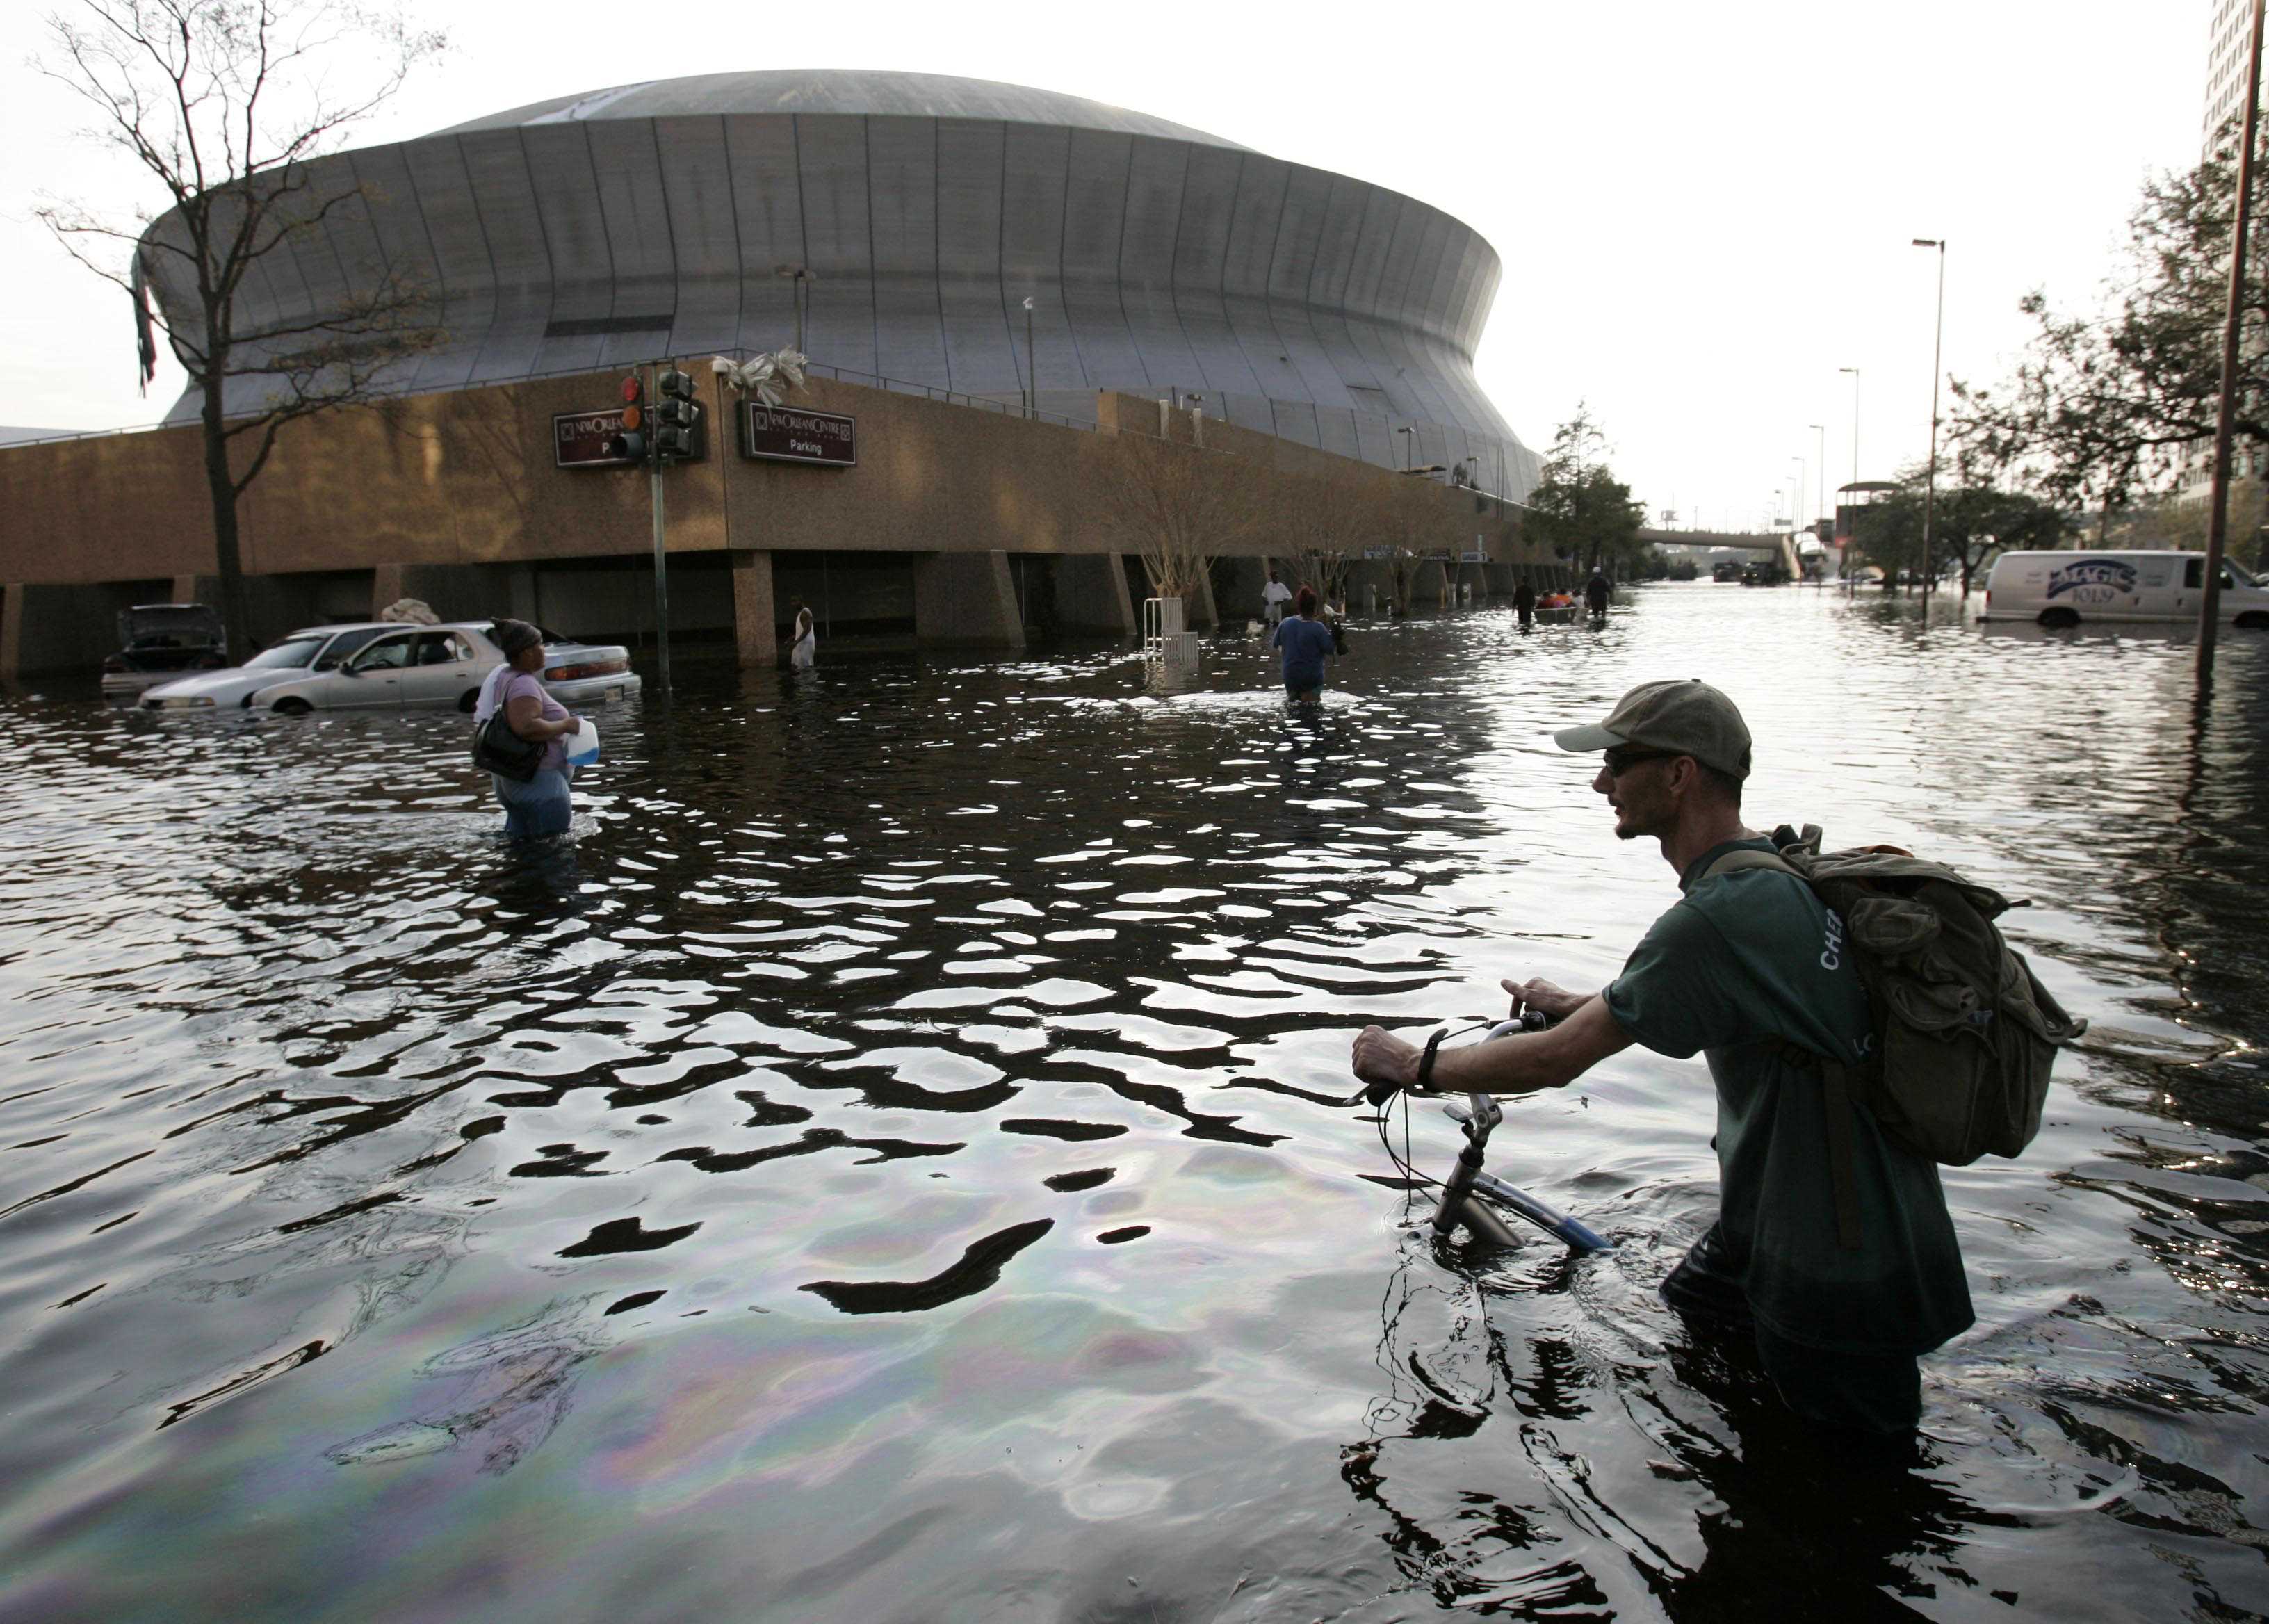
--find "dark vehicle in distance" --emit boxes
[1711,560,1743,583]
[100,605,228,701]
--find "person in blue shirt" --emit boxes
[1269,584,1335,700]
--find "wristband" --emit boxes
[1416,1029,1446,1093]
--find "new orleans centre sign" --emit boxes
[740,403,856,469]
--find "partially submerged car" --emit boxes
[140,622,395,711]
[101,604,229,699]
[242,621,640,713]
[145,620,640,714]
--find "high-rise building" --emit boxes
[2187,1,2261,497]
[2206,0,2259,154]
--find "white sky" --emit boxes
[0,0,2208,529]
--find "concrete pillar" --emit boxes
[0,585,20,683]
[1187,564,1220,630]
[1460,563,1489,602]
[914,551,1026,650]
[1347,559,1390,617]
[731,550,777,669]
[371,563,406,618]
[1213,556,1267,622]
[1057,552,1137,635]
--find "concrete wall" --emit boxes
[0,369,1560,674]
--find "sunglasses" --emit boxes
[1602,746,1680,777]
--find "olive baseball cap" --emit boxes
[1552,679,1752,779]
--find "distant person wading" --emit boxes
[474,619,583,838]
[1271,584,1335,701]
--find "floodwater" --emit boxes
[1,585,2264,1623]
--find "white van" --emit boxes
[1978,550,2269,627]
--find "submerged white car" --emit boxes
[140,622,396,711]
[247,622,639,713]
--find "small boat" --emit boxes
[1534,592,1577,623]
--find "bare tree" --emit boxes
[1093,428,1266,604]
[35,0,447,656]
[1365,477,1463,614]
[1275,471,1363,608]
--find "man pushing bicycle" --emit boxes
[1351,679,1976,1435]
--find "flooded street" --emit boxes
[1,582,2264,1621]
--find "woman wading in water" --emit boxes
[475,619,583,837]
[1269,584,1335,701]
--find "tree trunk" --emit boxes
[198,356,252,660]
[2096,494,2113,547]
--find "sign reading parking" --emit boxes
[740,404,856,468]
[553,409,641,469]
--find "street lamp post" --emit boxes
[1394,425,1415,471]
[774,264,816,353]
[1912,238,1947,605]
[1021,295,1036,419]
[1837,368,1861,485]
[1837,369,1861,592]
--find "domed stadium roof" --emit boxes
[433,68,1251,150]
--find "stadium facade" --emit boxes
[1,72,1559,679]
[144,70,1536,492]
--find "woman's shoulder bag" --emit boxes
[471,674,544,781]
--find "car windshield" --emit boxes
[2228,559,2261,589]
[244,637,327,671]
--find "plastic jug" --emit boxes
[564,718,601,767]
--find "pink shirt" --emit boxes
[501,670,570,772]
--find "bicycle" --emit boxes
[1347,1015,1613,1254]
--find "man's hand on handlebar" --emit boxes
[1351,1026,1422,1094]
[1503,977,1591,1025]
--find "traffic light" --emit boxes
[601,374,646,462]
[653,367,700,462]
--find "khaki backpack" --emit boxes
[1702,827,2087,1248]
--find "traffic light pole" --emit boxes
[649,362,672,695]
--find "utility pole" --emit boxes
[1912,238,1947,604]
[2202,0,2266,690]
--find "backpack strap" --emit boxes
[1697,847,1800,883]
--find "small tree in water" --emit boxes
[1853,462,2069,598]
[34,0,448,659]
[1524,403,1646,574]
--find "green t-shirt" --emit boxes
[1604,837,1975,1356]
